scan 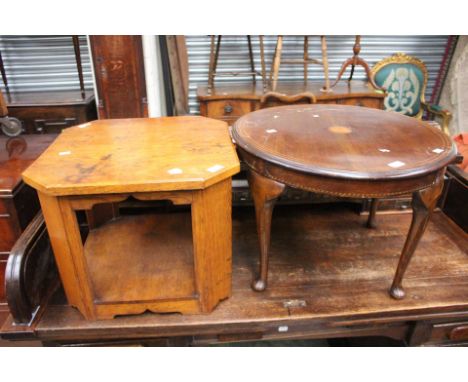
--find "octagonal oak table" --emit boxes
[22,117,240,320]
[231,104,458,298]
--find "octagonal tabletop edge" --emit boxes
[22,117,240,196]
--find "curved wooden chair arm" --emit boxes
[5,212,59,325]
[259,92,317,108]
[421,102,452,135]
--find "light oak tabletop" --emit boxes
[22,116,240,196]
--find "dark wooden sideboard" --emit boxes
[6,90,96,134]
[0,134,57,327]
[198,81,385,125]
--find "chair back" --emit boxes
[259,92,317,109]
[371,53,427,118]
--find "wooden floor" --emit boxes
[2,204,468,344]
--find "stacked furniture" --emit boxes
[6,91,96,134]
[1,38,467,347]
[1,36,97,135]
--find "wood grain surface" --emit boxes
[85,213,196,304]
[7,205,466,344]
[23,117,240,196]
[232,104,456,180]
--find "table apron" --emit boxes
[239,148,443,198]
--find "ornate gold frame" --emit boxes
[371,52,428,120]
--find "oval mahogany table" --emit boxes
[232,104,458,298]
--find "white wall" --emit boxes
[142,35,167,117]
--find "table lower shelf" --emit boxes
[84,212,197,306]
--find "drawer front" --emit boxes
[429,321,468,343]
[34,117,77,134]
[0,260,6,302]
[0,216,20,253]
[8,104,89,134]
[0,198,9,216]
[206,100,253,119]
[337,97,383,109]
[13,184,40,230]
[214,116,242,126]
[370,195,412,212]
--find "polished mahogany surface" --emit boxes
[232,104,457,180]
[22,117,240,196]
[0,135,57,195]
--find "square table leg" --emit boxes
[191,178,233,312]
[38,192,96,319]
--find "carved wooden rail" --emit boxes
[259,91,317,108]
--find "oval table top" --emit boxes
[232,104,457,180]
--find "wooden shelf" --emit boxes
[84,212,196,305]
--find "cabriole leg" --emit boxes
[247,170,285,292]
[389,173,445,299]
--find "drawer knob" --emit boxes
[224,104,233,114]
[450,325,468,341]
